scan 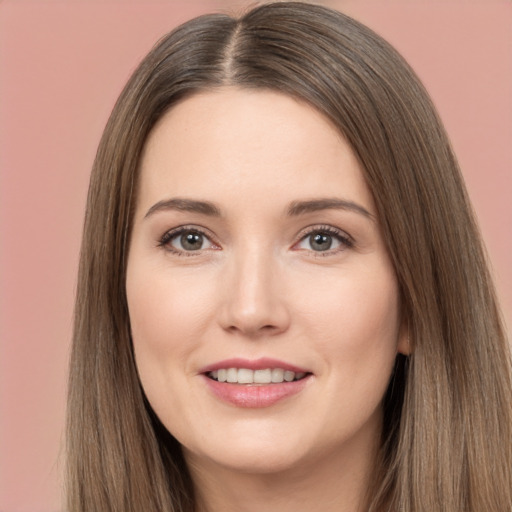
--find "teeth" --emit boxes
[271,368,284,382]
[284,370,295,382]
[226,368,238,383]
[208,367,308,384]
[254,369,272,383]
[238,368,254,384]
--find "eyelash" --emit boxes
[296,224,354,254]
[157,225,219,257]
[157,224,354,256]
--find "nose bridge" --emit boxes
[220,239,289,336]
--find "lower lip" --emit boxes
[202,375,311,408]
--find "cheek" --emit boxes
[126,263,222,441]
[301,261,399,337]
[125,262,216,404]
[295,266,400,443]
[299,262,401,390]
[127,264,213,350]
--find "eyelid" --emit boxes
[157,223,353,256]
[158,225,221,255]
[292,224,354,253]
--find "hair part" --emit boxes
[67,3,512,511]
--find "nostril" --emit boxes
[226,323,283,336]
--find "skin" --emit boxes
[126,88,408,512]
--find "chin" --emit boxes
[183,434,313,476]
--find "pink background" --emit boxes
[1,1,510,510]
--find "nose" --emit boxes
[218,245,291,338]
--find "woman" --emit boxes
[66,2,512,511]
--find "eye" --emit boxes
[294,226,353,253]
[159,227,217,254]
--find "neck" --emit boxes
[185,426,381,512]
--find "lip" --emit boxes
[201,374,312,408]
[198,357,312,408]
[198,357,309,374]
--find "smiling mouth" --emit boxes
[207,368,309,384]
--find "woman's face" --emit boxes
[126,88,407,475]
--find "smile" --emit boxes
[200,358,312,408]
[208,368,307,384]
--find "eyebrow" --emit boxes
[287,198,374,220]
[144,197,373,221]
[144,198,221,219]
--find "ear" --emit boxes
[397,318,412,356]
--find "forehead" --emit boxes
[137,87,374,215]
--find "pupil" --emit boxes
[181,232,203,250]
[311,233,332,251]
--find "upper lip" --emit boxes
[198,357,310,374]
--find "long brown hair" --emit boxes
[67,2,512,510]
